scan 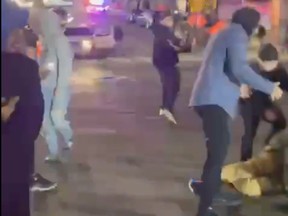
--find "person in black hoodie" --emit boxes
[1,32,43,216]
[151,11,181,125]
[240,43,288,161]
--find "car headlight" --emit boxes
[81,40,93,51]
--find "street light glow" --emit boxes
[90,0,105,6]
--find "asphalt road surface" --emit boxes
[32,11,288,216]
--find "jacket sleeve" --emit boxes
[279,67,288,92]
[227,30,274,95]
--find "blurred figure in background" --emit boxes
[151,11,182,125]
[29,0,74,162]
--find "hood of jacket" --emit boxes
[231,7,260,36]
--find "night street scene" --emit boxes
[1,0,288,216]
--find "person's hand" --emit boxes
[1,96,20,122]
[270,82,283,101]
[240,84,252,99]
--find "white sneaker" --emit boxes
[159,108,165,116]
[45,155,61,163]
[163,109,177,124]
[64,140,73,150]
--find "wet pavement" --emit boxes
[32,8,288,216]
[33,55,288,216]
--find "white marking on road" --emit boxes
[75,128,117,135]
[145,116,161,120]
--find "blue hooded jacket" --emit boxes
[189,7,275,118]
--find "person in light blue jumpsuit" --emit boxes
[29,0,74,161]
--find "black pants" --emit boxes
[241,103,287,161]
[1,134,32,216]
[157,66,180,113]
[194,105,231,216]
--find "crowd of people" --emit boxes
[1,1,287,216]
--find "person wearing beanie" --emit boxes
[151,11,182,124]
[240,43,288,162]
[188,7,283,216]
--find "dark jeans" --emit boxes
[1,134,32,216]
[194,105,231,216]
[156,65,180,113]
[240,103,287,161]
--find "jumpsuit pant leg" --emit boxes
[41,86,59,156]
[51,86,73,144]
[240,102,261,161]
[157,66,180,113]
[53,39,74,144]
[51,54,73,144]
[194,105,231,216]
[263,105,287,144]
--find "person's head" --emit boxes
[6,29,27,55]
[53,7,69,27]
[231,7,260,36]
[159,11,174,28]
[32,0,45,8]
[258,43,279,71]
[256,25,267,40]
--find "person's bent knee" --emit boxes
[51,109,67,129]
[274,118,287,130]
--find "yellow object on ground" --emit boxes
[221,130,287,197]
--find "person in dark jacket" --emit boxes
[151,11,181,124]
[188,8,283,216]
[1,30,57,216]
[240,43,288,161]
[1,50,42,216]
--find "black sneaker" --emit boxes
[188,178,203,196]
[30,173,58,192]
[197,207,219,216]
[205,207,219,216]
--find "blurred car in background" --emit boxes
[64,24,123,58]
[126,0,154,29]
[85,0,110,14]
[127,9,154,29]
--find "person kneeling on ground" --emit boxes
[239,43,288,162]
